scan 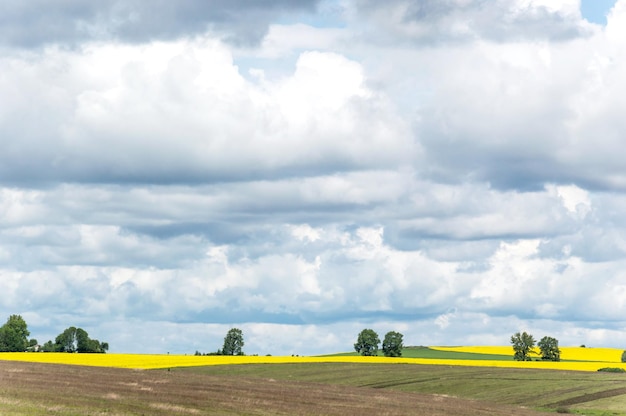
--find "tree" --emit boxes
[538,336,560,361]
[354,329,380,356]
[222,328,244,355]
[40,340,54,352]
[382,331,403,357]
[76,327,92,352]
[0,315,30,352]
[511,331,536,361]
[55,326,79,352]
[52,327,108,353]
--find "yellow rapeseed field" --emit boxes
[430,346,624,363]
[1,347,624,372]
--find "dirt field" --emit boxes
[0,360,552,415]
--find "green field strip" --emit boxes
[322,346,617,363]
[321,346,515,361]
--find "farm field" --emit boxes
[188,362,626,415]
[430,345,625,362]
[0,360,551,416]
[2,346,626,414]
[1,345,625,371]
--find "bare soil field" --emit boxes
[0,360,551,415]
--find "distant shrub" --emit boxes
[597,367,626,373]
[621,350,626,363]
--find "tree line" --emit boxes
[0,315,108,353]
[354,329,404,357]
[0,313,593,361]
[199,328,405,357]
[352,328,565,361]
[510,331,560,361]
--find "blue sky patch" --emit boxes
[581,0,617,24]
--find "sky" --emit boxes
[1,0,625,356]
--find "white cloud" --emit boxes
[0,37,412,184]
[606,0,626,43]
[547,184,591,218]
[291,224,322,242]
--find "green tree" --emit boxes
[222,328,244,355]
[75,328,107,353]
[0,315,30,352]
[53,327,108,353]
[621,350,626,363]
[354,329,380,356]
[511,331,536,361]
[41,340,55,352]
[538,336,560,361]
[55,326,79,352]
[382,331,403,357]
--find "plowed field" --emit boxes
[0,360,552,415]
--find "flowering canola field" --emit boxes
[1,347,624,372]
[431,346,624,362]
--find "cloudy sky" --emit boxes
[1,0,625,355]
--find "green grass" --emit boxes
[178,362,626,414]
[322,346,514,361]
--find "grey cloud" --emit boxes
[0,0,320,48]
[4,177,626,354]
[0,224,207,270]
[395,36,626,192]
[0,178,598,275]
[354,0,593,45]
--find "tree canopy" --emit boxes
[511,331,536,361]
[354,329,380,356]
[538,336,560,361]
[0,315,30,352]
[382,331,403,357]
[50,326,109,353]
[222,328,244,356]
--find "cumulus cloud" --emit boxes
[0,38,412,185]
[4,178,626,349]
[352,2,626,191]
